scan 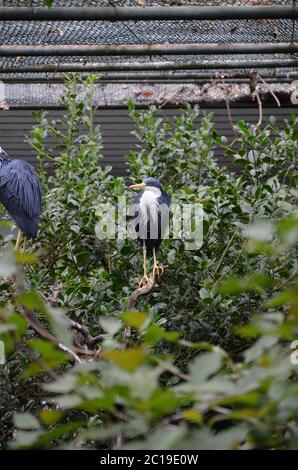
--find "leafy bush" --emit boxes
[0,75,297,450]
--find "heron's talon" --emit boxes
[138,275,150,288]
[153,264,164,280]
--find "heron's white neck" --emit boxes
[139,186,161,224]
[143,186,161,197]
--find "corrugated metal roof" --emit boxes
[0,1,296,105]
[0,0,296,79]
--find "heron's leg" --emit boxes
[22,238,27,255]
[139,248,149,287]
[14,230,21,251]
[152,247,164,280]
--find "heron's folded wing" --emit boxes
[157,190,170,239]
[0,160,42,220]
[130,190,144,234]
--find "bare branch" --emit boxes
[222,81,236,136]
[123,273,156,343]
[257,73,281,107]
[254,89,263,129]
[58,342,82,364]
[70,319,106,347]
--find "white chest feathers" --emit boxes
[139,187,161,225]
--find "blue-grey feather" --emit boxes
[0,155,42,238]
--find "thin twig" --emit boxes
[58,342,82,364]
[257,73,281,107]
[211,248,244,288]
[212,231,237,279]
[254,89,263,129]
[222,81,236,136]
[70,319,106,348]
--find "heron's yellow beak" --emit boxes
[129,182,146,190]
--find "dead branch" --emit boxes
[58,342,82,364]
[254,89,263,129]
[257,73,281,107]
[249,72,263,130]
[70,319,106,348]
[222,81,236,136]
[249,71,258,95]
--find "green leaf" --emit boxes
[177,425,248,450]
[0,251,16,278]
[14,413,41,430]
[10,431,41,449]
[181,408,202,424]
[124,425,187,450]
[23,340,68,377]
[18,291,47,314]
[99,316,122,336]
[244,221,274,242]
[19,291,72,347]
[277,216,298,246]
[217,273,271,296]
[122,311,148,330]
[244,335,278,363]
[15,251,38,265]
[145,389,189,418]
[44,373,77,393]
[103,348,146,372]
[47,306,73,348]
[39,410,62,426]
[144,325,179,346]
[236,120,251,137]
[266,290,297,308]
[189,352,222,385]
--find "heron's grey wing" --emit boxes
[131,190,144,234]
[0,147,11,172]
[157,190,171,208]
[0,160,42,237]
[0,147,11,160]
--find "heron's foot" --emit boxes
[138,274,150,288]
[21,239,27,256]
[153,264,164,280]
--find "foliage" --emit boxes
[0,75,297,450]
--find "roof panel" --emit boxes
[0,1,296,91]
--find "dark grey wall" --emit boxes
[0,106,296,176]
